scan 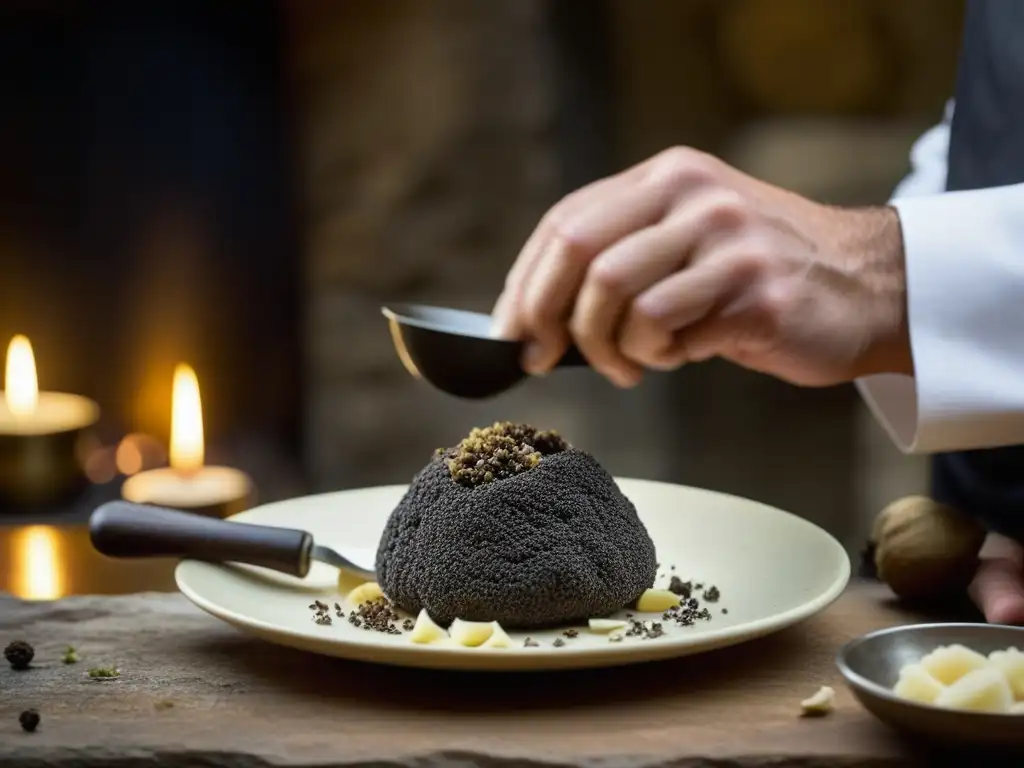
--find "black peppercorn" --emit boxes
[4,640,34,670]
[19,709,40,733]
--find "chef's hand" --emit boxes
[491,147,914,388]
[971,532,1024,625]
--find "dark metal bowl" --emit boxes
[837,623,1024,747]
[380,303,587,399]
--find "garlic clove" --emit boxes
[337,570,369,599]
[800,686,835,716]
[481,621,514,648]
[346,581,384,606]
[449,618,495,647]
[408,609,448,644]
[635,588,681,613]
[588,618,628,633]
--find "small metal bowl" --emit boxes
[837,623,1024,747]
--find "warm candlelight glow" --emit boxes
[111,433,166,478]
[84,446,118,485]
[116,437,144,476]
[0,335,101,505]
[5,334,38,417]
[13,526,64,601]
[122,362,251,515]
[170,363,204,472]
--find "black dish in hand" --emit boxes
[381,303,587,399]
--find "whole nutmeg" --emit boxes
[873,495,987,602]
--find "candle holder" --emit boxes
[121,466,255,519]
[0,393,100,508]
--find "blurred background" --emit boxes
[0,0,962,597]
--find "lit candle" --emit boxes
[121,363,253,517]
[0,335,100,505]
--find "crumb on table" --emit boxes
[800,685,836,717]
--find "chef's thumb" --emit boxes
[970,553,1024,626]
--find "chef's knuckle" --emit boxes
[749,284,792,332]
[727,246,770,282]
[540,198,576,239]
[588,259,628,295]
[539,208,592,266]
[700,192,750,232]
[568,318,599,350]
[650,146,717,189]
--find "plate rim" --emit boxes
[175,477,852,670]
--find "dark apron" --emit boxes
[931,0,1024,539]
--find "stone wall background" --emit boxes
[290,1,672,494]
[287,0,962,556]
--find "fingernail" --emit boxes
[490,315,511,339]
[490,306,510,339]
[523,342,550,375]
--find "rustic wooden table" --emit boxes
[2,580,1018,766]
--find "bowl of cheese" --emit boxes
[837,623,1024,747]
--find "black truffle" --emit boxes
[4,640,34,670]
[375,443,657,629]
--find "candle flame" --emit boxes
[13,526,64,601]
[170,363,204,472]
[5,335,38,416]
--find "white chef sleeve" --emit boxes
[890,100,954,200]
[857,100,1024,453]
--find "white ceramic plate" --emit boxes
[176,478,850,671]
